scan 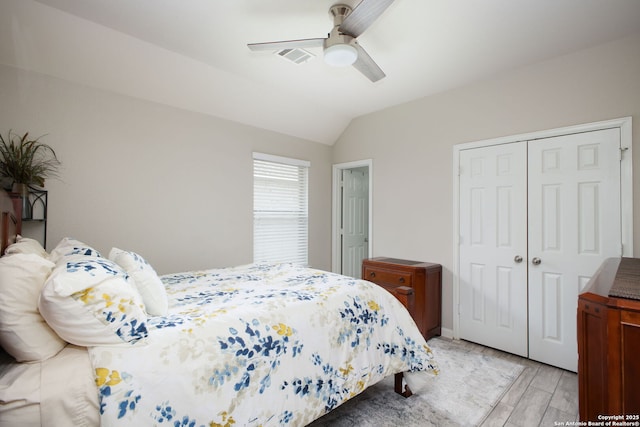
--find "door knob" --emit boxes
[514,255,523,263]
[532,257,542,265]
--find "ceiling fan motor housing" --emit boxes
[323,32,356,50]
[324,4,358,66]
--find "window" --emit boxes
[253,152,309,265]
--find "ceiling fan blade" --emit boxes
[339,0,395,37]
[248,38,325,52]
[352,42,385,82]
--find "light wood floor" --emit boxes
[465,340,579,426]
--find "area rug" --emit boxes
[308,337,524,426]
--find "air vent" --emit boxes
[275,48,315,65]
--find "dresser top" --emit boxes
[373,257,425,266]
[609,257,640,301]
[582,257,640,303]
[364,257,441,270]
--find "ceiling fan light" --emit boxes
[324,43,358,67]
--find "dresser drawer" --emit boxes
[363,267,412,288]
[362,257,442,341]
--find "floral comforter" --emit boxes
[88,263,438,427]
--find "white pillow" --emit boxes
[39,256,148,346]
[49,237,102,264]
[4,236,48,258]
[0,253,66,362]
[109,248,168,316]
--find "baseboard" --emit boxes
[440,327,454,339]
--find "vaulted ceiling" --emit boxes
[4,0,640,144]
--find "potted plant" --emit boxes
[0,130,60,219]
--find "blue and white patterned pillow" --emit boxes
[49,237,103,264]
[109,248,168,316]
[39,256,148,346]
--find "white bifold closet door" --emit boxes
[459,128,622,372]
[527,129,621,371]
[459,141,529,357]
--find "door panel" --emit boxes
[341,168,369,278]
[459,142,528,357]
[528,128,621,371]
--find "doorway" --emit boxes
[332,160,373,278]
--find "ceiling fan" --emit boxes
[247,0,395,82]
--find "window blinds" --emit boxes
[253,153,309,265]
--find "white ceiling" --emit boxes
[15,0,640,144]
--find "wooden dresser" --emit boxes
[577,257,640,421]
[362,257,442,340]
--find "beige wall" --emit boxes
[332,33,640,333]
[0,64,333,274]
[2,23,639,334]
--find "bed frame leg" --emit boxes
[394,373,412,398]
[390,286,415,398]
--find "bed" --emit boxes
[0,190,438,426]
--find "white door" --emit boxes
[459,142,529,357]
[528,128,622,371]
[341,167,369,278]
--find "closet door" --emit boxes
[528,128,622,372]
[458,142,528,357]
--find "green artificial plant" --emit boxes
[0,130,60,188]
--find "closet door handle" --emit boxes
[514,255,523,263]
[532,257,542,266]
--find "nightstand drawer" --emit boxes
[363,267,412,287]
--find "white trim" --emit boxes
[454,116,632,151]
[452,117,633,340]
[452,147,462,339]
[252,152,310,168]
[620,117,634,257]
[331,159,373,274]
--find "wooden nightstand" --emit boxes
[362,257,442,340]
